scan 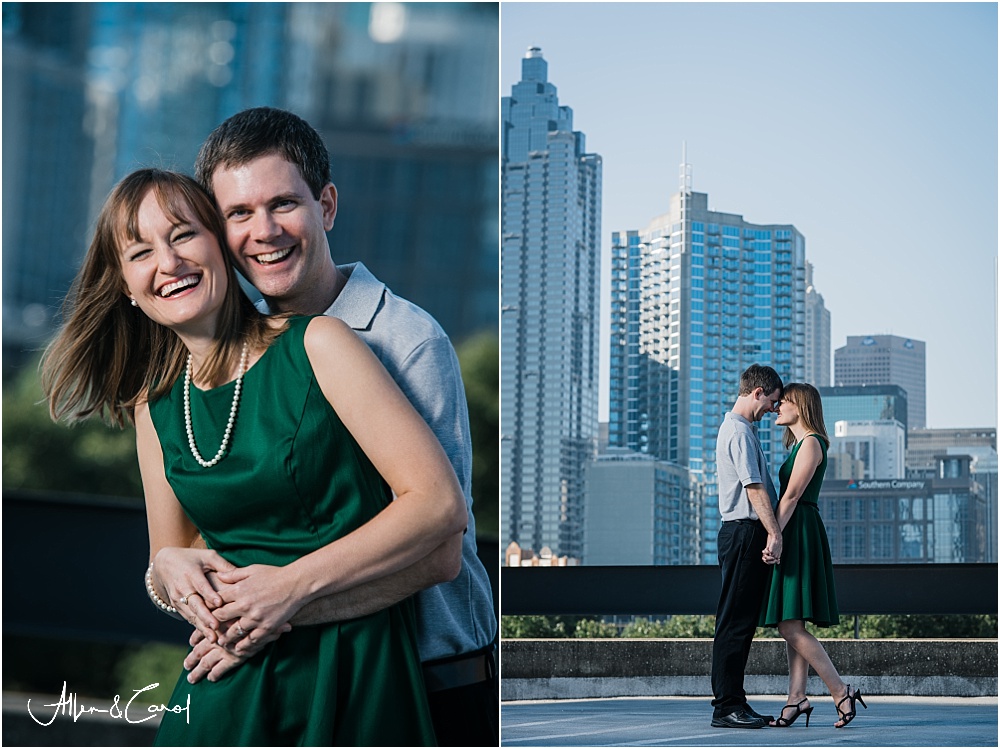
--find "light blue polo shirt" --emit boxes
[715,411,778,521]
[321,262,497,662]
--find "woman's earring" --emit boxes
[130,298,138,307]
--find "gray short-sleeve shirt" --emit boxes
[715,411,778,521]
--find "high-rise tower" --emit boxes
[835,335,926,429]
[804,261,831,387]
[609,154,806,561]
[501,48,602,559]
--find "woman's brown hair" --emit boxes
[42,169,284,428]
[781,382,831,450]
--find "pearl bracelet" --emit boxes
[144,562,177,614]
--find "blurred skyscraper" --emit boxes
[500,48,602,560]
[609,157,806,562]
[2,2,498,372]
[835,334,926,429]
[2,4,97,360]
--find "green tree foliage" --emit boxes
[501,615,596,638]
[503,613,997,639]
[2,358,142,497]
[622,615,717,638]
[456,332,498,540]
[573,618,619,638]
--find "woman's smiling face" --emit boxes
[119,188,228,335]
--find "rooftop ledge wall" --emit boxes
[501,638,998,700]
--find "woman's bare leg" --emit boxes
[786,639,809,700]
[771,638,811,725]
[777,619,851,724]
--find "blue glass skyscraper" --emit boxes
[609,230,643,453]
[610,160,805,562]
[501,48,602,560]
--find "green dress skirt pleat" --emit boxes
[148,316,436,746]
[759,434,840,628]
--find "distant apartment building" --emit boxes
[608,160,805,562]
[501,47,602,560]
[584,449,702,565]
[834,335,926,429]
[804,261,831,387]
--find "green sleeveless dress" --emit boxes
[149,316,436,746]
[759,434,840,628]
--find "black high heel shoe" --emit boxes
[771,698,813,727]
[835,685,868,727]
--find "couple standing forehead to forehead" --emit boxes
[43,107,497,747]
[711,364,867,731]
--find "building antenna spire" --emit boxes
[680,141,692,196]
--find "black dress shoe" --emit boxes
[745,705,775,723]
[711,709,767,729]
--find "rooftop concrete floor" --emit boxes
[502,695,998,747]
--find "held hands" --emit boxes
[151,552,303,683]
[211,564,302,651]
[152,547,237,642]
[179,563,297,684]
[762,533,783,566]
[183,621,290,684]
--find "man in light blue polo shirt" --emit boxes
[185,107,497,745]
[710,364,783,730]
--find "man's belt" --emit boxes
[422,647,495,693]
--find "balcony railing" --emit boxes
[502,562,997,616]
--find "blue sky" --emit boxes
[501,2,998,429]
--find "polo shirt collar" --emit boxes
[727,410,758,434]
[324,262,385,331]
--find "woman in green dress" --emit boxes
[42,169,467,745]
[759,383,867,729]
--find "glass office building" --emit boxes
[501,48,602,560]
[609,170,805,562]
[818,385,909,437]
[819,455,991,563]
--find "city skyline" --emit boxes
[500,2,998,430]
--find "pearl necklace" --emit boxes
[184,342,248,468]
